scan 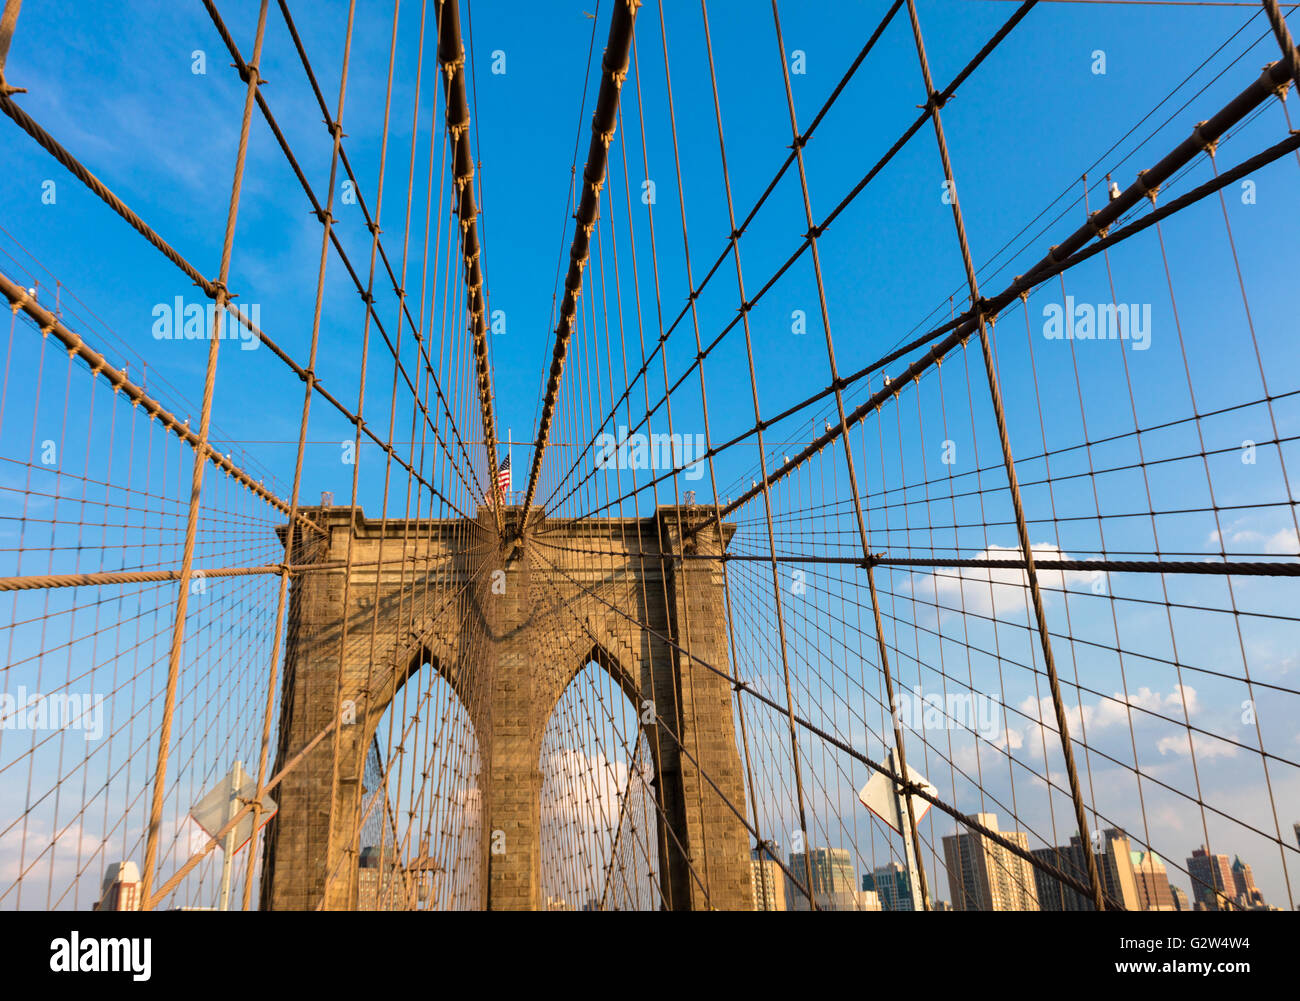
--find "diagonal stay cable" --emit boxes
[520,0,639,527]
[538,0,1018,517]
[546,113,1300,531]
[529,537,1124,908]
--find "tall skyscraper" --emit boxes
[857,889,883,911]
[1230,856,1265,908]
[1130,850,1176,911]
[942,813,1040,911]
[1032,828,1140,911]
[1187,846,1236,910]
[751,847,787,912]
[93,860,142,911]
[788,846,857,911]
[356,845,404,910]
[863,862,915,911]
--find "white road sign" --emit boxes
[858,755,937,833]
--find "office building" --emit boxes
[943,813,1040,911]
[1032,828,1140,911]
[1130,850,1177,911]
[357,845,404,910]
[1089,829,1141,910]
[751,847,787,912]
[863,862,915,911]
[1187,846,1236,911]
[788,846,858,911]
[1230,856,1265,909]
[93,860,142,911]
[857,889,883,911]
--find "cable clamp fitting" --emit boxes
[1086,210,1109,240]
[1134,169,1160,205]
[1191,120,1218,156]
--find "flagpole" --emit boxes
[508,427,512,506]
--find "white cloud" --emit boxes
[540,746,652,832]
[1205,525,1299,556]
[914,543,1105,619]
[0,818,105,906]
[1018,684,1197,735]
[1155,731,1239,760]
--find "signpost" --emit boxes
[190,760,277,910]
[859,748,935,911]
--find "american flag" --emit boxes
[496,453,511,502]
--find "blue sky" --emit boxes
[0,0,1293,498]
[1,0,1298,909]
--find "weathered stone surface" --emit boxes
[261,506,752,911]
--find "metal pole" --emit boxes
[865,562,931,910]
[218,761,241,911]
[889,747,924,911]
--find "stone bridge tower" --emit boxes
[260,505,753,911]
